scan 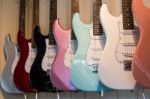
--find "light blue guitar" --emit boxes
[70,0,111,92]
[1,34,22,93]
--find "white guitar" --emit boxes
[99,1,138,89]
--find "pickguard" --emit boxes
[64,34,77,68]
[42,39,57,71]
[25,43,37,73]
[86,29,106,72]
[11,46,20,74]
[115,21,137,64]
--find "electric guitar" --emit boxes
[13,0,39,92]
[30,0,57,92]
[99,0,137,89]
[1,0,26,93]
[132,0,150,88]
[51,0,78,91]
[70,0,109,91]
[1,34,21,93]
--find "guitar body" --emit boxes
[1,34,22,93]
[51,20,76,91]
[132,0,150,88]
[70,13,109,91]
[30,26,56,92]
[13,31,33,92]
[99,4,136,89]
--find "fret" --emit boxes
[93,0,103,36]
[71,0,79,40]
[19,0,25,33]
[49,0,57,45]
[32,0,39,48]
[122,0,134,30]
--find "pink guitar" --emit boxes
[132,0,150,88]
[51,0,79,91]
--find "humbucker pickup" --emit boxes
[124,60,132,71]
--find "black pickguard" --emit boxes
[30,25,57,92]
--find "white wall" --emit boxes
[0,0,150,99]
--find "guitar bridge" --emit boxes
[124,60,132,71]
[92,63,98,73]
[46,69,50,76]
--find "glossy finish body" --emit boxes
[71,13,109,91]
[1,34,22,93]
[51,20,76,91]
[30,26,57,92]
[132,0,150,88]
[13,31,33,92]
[99,4,136,89]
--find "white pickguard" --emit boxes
[115,22,137,64]
[99,4,136,89]
[11,45,20,74]
[25,43,37,73]
[86,28,106,72]
[42,39,56,71]
[64,34,77,68]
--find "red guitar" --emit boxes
[132,0,150,88]
[13,0,39,92]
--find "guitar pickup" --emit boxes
[124,60,132,71]
[122,42,137,46]
[123,53,134,58]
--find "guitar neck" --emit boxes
[32,0,39,28]
[19,0,26,33]
[71,0,79,40]
[49,0,57,45]
[93,0,103,36]
[32,0,39,48]
[122,0,134,30]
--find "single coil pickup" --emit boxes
[47,55,55,58]
[122,53,134,57]
[47,46,57,49]
[92,63,99,67]
[92,58,100,61]
[123,60,132,71]
[69,51,76,54]
[121,42,137,46]
[90,37,100,40]
[122,31,135,35]
[91,48,103,51]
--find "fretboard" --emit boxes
[32,0,39,48]
[32,0,39,28]
[122,0,134,30]
[71,0,79,40]
[19,0,26,33]
[93,0,103,36]
[49,0,57,45]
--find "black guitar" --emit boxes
[30,0,57,92]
